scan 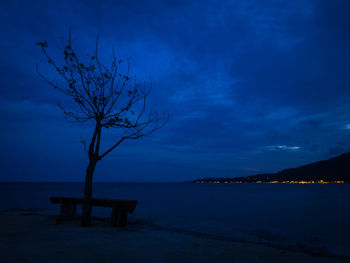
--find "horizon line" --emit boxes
[0,180,189,183]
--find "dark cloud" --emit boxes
[1,0,350,181]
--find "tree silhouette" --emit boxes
[36,32,168,226]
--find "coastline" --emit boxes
[0,213,348,263]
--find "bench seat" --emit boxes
[50,197,137,227]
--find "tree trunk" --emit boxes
[80,121,101,227]
[80,158,97,226]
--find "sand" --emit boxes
[0,214,348,263]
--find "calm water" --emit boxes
[1,182,350,255]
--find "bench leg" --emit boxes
[111,206,128,227]
[111,205,120,227]
[119,210,128,227]
[60,202,77,220]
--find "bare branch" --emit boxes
[98,136,126,159]
[80,135,88,153]
[37,31,168,161]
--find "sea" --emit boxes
[1,182,350,256]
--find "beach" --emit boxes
[0,213,348,263]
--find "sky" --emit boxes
[1,0,350,182]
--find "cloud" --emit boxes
[0,99,61,122]
[263,145,301,152]
[344,124,350,130]
[1,0,350,181]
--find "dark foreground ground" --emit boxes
[0,214,349,263]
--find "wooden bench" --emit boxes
[50,197,137,227]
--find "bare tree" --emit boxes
[36,32,168,226]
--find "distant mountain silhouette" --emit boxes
[194,152,350,183]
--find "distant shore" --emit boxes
[0,213,349,263]
[194,152,350,184]
[194,180,346,184]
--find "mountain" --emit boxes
[194,152,350,183]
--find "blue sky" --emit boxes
[1,0,350,182]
